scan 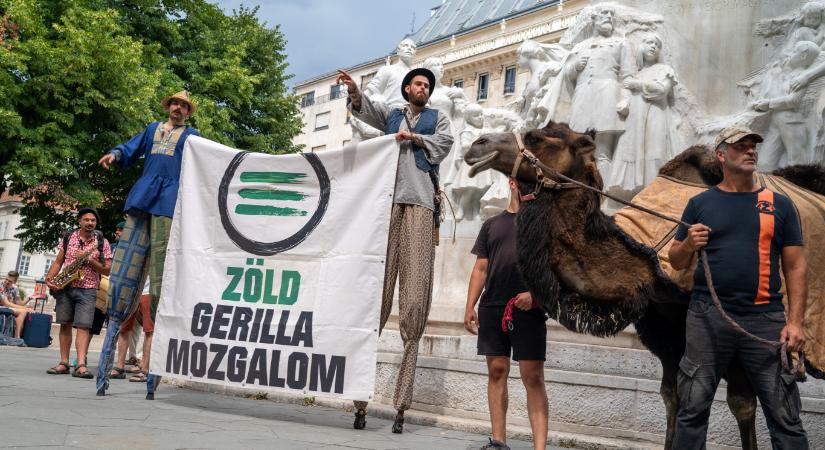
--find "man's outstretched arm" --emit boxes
[337,69,389,133]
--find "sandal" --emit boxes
[125,366,143,374]
[110,367,126,379]
[47,361,70,375]
[72,363,94,379]
[130,371,147,383]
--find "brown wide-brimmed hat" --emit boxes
[161,90,196,115]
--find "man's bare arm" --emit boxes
[780,245,807,352]
[464,257,488,335]
[669,224,710,270]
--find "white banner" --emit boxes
[150,135,399,401]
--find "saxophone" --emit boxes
[50,248,95,290]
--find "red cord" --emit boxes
[501,296,539,332]
[502,297,518,332]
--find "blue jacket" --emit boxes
[111,121,199,218]
[385,108,439,173]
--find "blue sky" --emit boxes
[214,1,438,85]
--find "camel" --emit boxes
[463,121,825,449]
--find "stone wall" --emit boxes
[370,323,825,449]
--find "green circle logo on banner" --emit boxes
[218,151,330,256]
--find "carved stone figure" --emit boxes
[423,57,468,197]
[750,41,822,169]
[512,40,566,128]
[755,2,825,59]
[350,115,384,143]
[350,38,416,142]
[561,4,636,175]
[449,104,494,221]
[364,38,416,109]
[608,34,679,197]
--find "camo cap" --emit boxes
[714,126,763,150]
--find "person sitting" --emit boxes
[0,271,31,339]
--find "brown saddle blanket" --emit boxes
[614,175,825,378]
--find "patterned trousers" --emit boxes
[355,203,435,412]
[96,210,173,393]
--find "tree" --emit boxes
[0,0,302,251]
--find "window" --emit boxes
[360,72,376,90]
[0,222,6,239]
[300,91,315,108]
[43,259,54,277]
[0,248,5,266]
[504,66,517,95]
[311,145,326,152]
[330,84,346,100]
[453,79,464,89]
[18,255,30,276]
[314,112,330,131]
[476,73,489,101]
[342,140,351,147]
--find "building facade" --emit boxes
[293,0,584,151]
[0,193,58,299]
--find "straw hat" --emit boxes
[161,90,196,115]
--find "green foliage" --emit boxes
[0,0,302,251]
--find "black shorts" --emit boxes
[477,306,547,361]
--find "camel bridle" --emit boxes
[510,132,579,201]
[509,131,806,377]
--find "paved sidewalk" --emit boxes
[0,347,552,449]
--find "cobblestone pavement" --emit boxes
[0,347,555,449]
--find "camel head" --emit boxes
[465,122,601,189]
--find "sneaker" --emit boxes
[480,438,510,450]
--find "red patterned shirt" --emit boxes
[58,230,113,289]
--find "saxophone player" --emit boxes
[45,208,112,378]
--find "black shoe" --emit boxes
[480,438,510,450]
[353,409,366,430]
[391,414,404,434]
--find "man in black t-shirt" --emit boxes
[669,126,809,449]
[465,178,548,450]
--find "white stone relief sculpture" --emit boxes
[510,40,566,129]
[755,2,825,60]
[364,38,416,109]
[423,56,468,202]
[350,38,417,142]
[449,104,495,222]
[607,33,681,197]
[561,4,637,177]
[350,116,384,143]
[749,41,822,169]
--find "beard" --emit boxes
[410,95,427,107]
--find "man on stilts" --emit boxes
[337,67,453,433]
[95,91,199,399]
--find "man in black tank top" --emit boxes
[465,178,548,450]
